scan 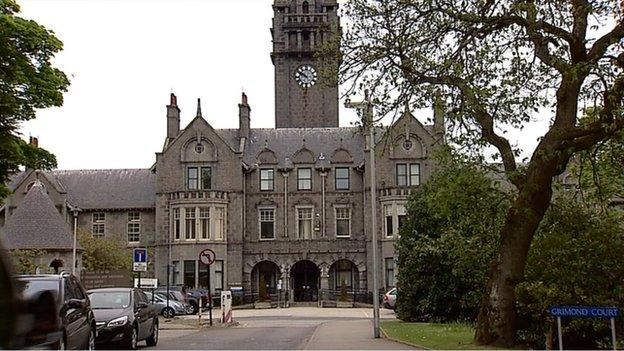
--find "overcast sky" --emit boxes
[17,0,549,170]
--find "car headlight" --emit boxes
[107,316,129,327]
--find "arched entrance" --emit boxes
[251,261,280,300]
[329,259,359,292]
[291,260,319,302]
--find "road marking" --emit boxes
[362,310,370,319]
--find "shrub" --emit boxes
[339,279,348,302]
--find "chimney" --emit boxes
[433,91,445,137]
[167,93,181,140]
[29,136,39,148]
[238,92,251,139]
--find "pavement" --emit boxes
[151,307,416,350]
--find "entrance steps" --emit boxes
[290,301,319,307]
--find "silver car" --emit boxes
[383,288,397,309]
[145,292,188,318]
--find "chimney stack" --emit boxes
[29,136,39,148]
[238,92,251,139]
[167,93,181,140]
[433,91,445,138]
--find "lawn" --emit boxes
[381,320,498,350]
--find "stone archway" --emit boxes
[329,259,359,291]
[251,261,280,300]
[290,260,319,302]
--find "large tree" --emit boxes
[0,0,68,200]
[338,0,624,346]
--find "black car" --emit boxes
[12,272,96,350]
[88,287,159,349]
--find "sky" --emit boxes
[16,0,549,170]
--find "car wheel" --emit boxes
[124,326,138,350]
[146,320,159,347]
[56,335,66,350]
[86,328,95,351]
[190,302,198,314]
[162,307,175,319]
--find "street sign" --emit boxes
[133,248,148,272]
[199,249,216,266]
[81,270,132,290]
[134,278,158,289]
[549,306,619,318]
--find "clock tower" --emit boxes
[271,0,340,128]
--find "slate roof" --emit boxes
[2,181,80,251]
[50,169,156,210]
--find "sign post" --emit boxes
[199,248,216,327]
[549,305,619,350]
[133,248,148,290]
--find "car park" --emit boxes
[145,291,188,318]
[12,272,96,350]
[383,288,397,310]
[88,287,159,349]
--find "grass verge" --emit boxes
[381,320,501,350]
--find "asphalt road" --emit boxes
[144,307,411,350]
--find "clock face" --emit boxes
[295,65,317,88]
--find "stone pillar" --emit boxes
[297,30,302,50]
[310,31,315,49]
[280,264,291,305]
[319,264,329,304]
[359,270,367,292]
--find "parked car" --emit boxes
[88,287,159,349]
[12,272,96,350]
[383,287,397,310]
[145,291,188,318]
[155,286,199,314]
[154,290,194,314]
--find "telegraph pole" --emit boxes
[345,90,380,338]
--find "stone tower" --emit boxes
[271,0,340,128]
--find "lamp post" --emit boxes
[71,207,81,275]
[345,90,380,338]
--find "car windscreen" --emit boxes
[88,291,131,309]
[14,279,60,300]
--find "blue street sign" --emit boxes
[549,305,619,318]
[133,248,147,263]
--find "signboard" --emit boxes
[277,279,283,290]
[81,270,132,290]
[133,248,148,272]
[134,278,158,289]
[221,290,232,323]
[549,306,620,318]
[199,249,216,266]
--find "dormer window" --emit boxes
[187,166,212,190]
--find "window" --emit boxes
[385,205,393,238]
[398,205,407,234]
[335,167,350,190]
[214,207,225,240]
[335,207,350,237]
[185,208,196,239]
[172,261,180,285]
[302,1,309,13]
[385,258,395,288]
[214,260,224,291]
[384,203,406,237]
[260,169,274,191]
[297,207,313,239]
[297,168,312,190]
[187,166,212,190]
[199,263,209,289]
[199,207,210,239]
[187,167,199,189]
[335,260,354,289]
[173,208,180,240]
[259,208,275,240]
[396,163,421,186]
[127,212,140,243]
[184,260,196,288]
[92,212,105,238]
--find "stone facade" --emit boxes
[0,0,446,304]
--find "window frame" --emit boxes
[199,207,210,240]
[213,206,226,241]
[296,206,314,239]
[127,212,141,243]
[297,168,312,190]
[92,212,105,238]
[185,207,197,240]
[396,163,421,186]
[334,167,350,190]
[259,169,275,191]
[258,207,276,240]
[172,208,181,240]
[385,258,395,288]
[187,165,213,190]
[334,206,351,238]
[383,202,407,238]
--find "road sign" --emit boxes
[199,249,216,266]
[133,248,148,272]
[134,278,158,289]
[549,306,619,318]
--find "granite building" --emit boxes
[1,0,445,303]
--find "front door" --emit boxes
[291,260,319,302]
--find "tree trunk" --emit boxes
[475,160,560,347]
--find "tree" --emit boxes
[338,0,624,346]
[8,249,45,274]
[77,229,132,271]
[0,0,69,200]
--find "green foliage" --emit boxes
[396,152,508,322]
[9,249,45,274]
[258,274,269,302]
[516,197,624,349]
[339,279,348,302]
[77,229,132,271]
[0,0,68,199]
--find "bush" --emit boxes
[339,279,348,302]
[77,229,132,271]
